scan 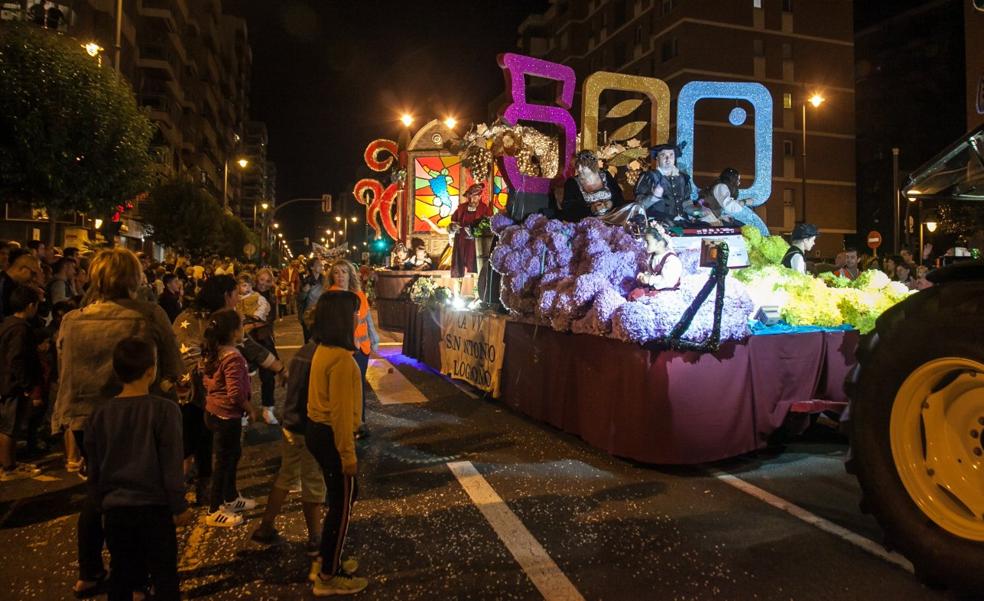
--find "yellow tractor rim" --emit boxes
[891,357,984,541]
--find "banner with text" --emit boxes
[439,309,507,397]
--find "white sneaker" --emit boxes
[0,463,41,481]
[241,416,249,428]
[262,407,279,425]
[205,508,243,527]
[224,495,257,512]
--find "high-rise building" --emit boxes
[1,0,258,246]
[967,0,984,130]
[509,0,856,255]
[241,120,269,227]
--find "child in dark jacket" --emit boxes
[202,309,258,527]
[0,285,43,481]
[85,337,192,601]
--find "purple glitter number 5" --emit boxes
[497,53,578,195]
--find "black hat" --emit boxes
[649,140,687,158]
[791,223,819,241]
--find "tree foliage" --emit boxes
[0,24,154,215]
[142,179,255,259]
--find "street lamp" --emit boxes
[82,42,104,66]
[273,222,280,229]
[444,116,457,129]
[400,113,414,127]
[261,202,269,211]
[222,156,249,209]
[335,215,342,222]
[800,92,825,222]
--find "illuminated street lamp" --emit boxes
[273,222,280,229]
[335,215,342,222]
[223,156,249,209]
[82,41,104,67]
[260,202,269,211]
[400,113,414,127]
[350,216,358,223]
[237,158,249,169]
[444,116,457,129]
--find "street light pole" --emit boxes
[800,93,825,224]
[892,147,900,254]
[114,0,122,74]
[801,103,808,223]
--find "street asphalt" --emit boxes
[0,315,951,600]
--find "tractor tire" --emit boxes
[849,278,984,593]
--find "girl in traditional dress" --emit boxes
[628,224,683,301]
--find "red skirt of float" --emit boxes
[403,305,855,465]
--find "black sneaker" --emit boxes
[250,525,285,546]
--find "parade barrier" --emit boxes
[402,304,855,465]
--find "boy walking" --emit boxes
[85,337,192,600]
[0,285,43,480]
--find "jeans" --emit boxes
[205,411,242,513]
[104,505,179,601]
[181,403,212,479]
[256,336,279,408]
[354,351,369,423]
[73,430,106,582]
[306,421,358,576]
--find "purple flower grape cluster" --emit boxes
[491,215,753,345]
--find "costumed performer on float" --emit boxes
[561,150,625,222]
[404,240,433,271]
[628,223,683,301]
[634,142,693,222]
[782,222,819,274]
[711,168,770,237]
[449,183,493,277]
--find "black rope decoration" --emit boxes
[645,241,730,354]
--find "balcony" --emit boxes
[138,44,177,81]
[138,0,177,33]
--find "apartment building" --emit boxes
[511,0,856,254]
[1,0,258,246]
[241,120,273,227]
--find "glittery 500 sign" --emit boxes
[498,52,774,203]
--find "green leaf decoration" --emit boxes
[605,99,643,119]
[610,121,648,141]
[610,148,650,166]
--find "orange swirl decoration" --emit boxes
[364,139,400,172]
[354,139,403,240]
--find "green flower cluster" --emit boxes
[737,228,911,333]
[409,277,452,307]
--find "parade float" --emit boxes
[357,52,912,464]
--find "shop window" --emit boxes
[783,92,792,109]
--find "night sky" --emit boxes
[227,0,548,249]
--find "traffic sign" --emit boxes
[866,231,882,250]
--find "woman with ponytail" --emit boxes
[201,309,257,528]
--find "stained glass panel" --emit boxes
[413,156,461,233]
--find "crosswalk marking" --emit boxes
[448,461,585,601]
[367,357,428,405]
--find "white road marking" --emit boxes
[368,357,428,405]
[447,461,585,601]
[710,470,914,573]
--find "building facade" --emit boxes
[1,0,261,247]
[511,0,856,255]
[967,0,984,130]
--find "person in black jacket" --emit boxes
[0,285,43,481]
[560,150,625,222]
[158,274,182,323]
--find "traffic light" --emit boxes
[371,237,390,252]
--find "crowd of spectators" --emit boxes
[0,238,374,597]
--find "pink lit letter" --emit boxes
[497,53,577,195]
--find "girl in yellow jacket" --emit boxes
[304,290,367,596]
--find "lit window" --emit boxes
[783,93,792,109]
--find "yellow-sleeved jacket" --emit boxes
[306,345,363,469]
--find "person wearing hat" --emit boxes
[634,142,693,222]
[449,183,493,277]
[561,150,625,222]
[783,223,819,274]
